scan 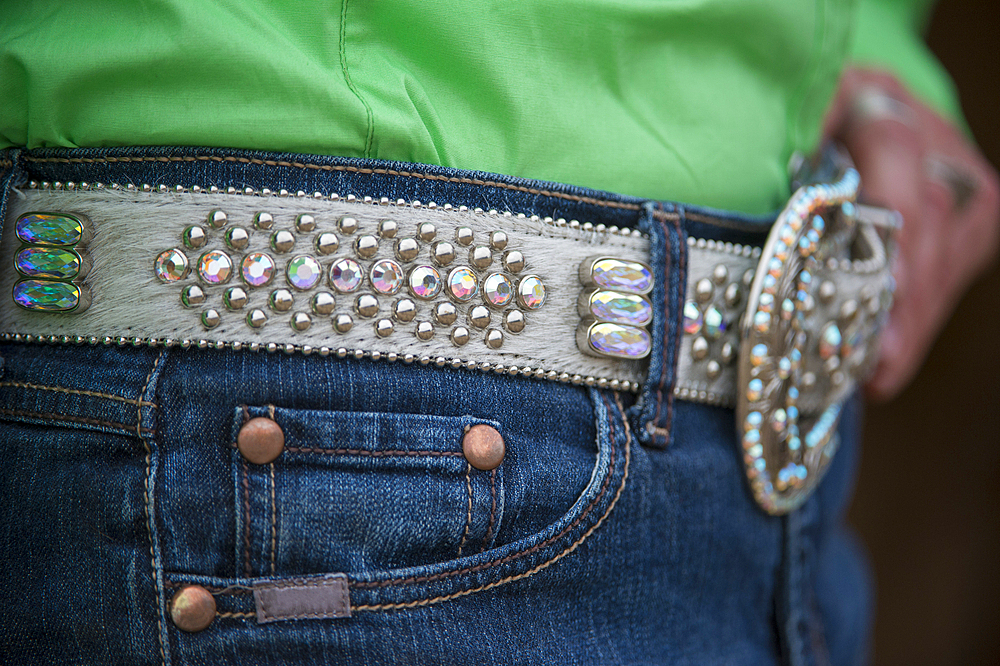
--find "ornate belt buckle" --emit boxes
[737,148,899,514]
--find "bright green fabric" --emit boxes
[0,1,958,214]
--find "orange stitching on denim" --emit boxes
[285,446,463,458]
[242,456,252,578]
[269,462,277,575]
[139,350,166,666]
[216,611,255,620]
[0,380,157,407]
[0,408,152,434]
[457,464,473,557]
[480,468,498,554]
[352,393,631,611]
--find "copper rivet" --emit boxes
[169,585,216,633]
[237,417,285,464]
[462,424,505,471]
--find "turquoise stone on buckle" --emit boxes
[12,212,93,313]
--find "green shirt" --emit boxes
[0,0,956,214]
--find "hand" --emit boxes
[822,67,1000,401]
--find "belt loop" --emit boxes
[0,148,25,241]
[631,200,688,448]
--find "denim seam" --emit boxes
[457,464,473,557]
[0,408,153,435]
[242,455,253,578]
[163,580,251,594]
[351,392,631,612]
[268,463,277,576]
[139,349,168,666]
[283,446,464,458]
[479,468,498,554]
[0,380,157,407]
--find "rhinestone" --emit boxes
[753,311,770,333]
[270,230,295,253]
[590,258,653,294]
[334,313,353,333]
[290,312,312,331]
[311,292,336,315]
[415,321,435,340]
[14,246,82,280]
[269,289,294,312]
[747,378,763,402]
[355,235,379,259]
[207,210,228,229]
[455,227,474,246]
[516,276,546,310]
[485,329,504,349]
[183,226,207,249]
[375,318,394,337]
[393,298,417,322]
[502,250,525,273]
[354,294,379,318]
[329,258,363,292]
[246,309,268,328]
[482,273,514,308]
[362,259,401,295]
[706,360,722,379]
[378,220,397,238]
[470,246,493,269]
[703,306,726,339]
[468,305,491,328]
[417,223,436,242]
[15,213,87,246]
[395,237,420,262]
[691,336,709,360]
[490,231,508,250]
[197,250,232,284]
[712,264,728,285]
[338,216,358,234]
[201,309,221,328]
[682,301,702,335]
[224,287,248,310]
[720,341,736,364]
[431,241,456,266]
[295,214,316,233]
[819,323,842,360]
[225,227,249,250]
[586,322,651,358]
[285,255,322,291]
[408,265,442,300]
[434,302,458,325]
[181,284,206,307]
[695,278,714,303]
[446,266,479,302]
[155,249,190,282]
[750,343,768,367]
[254,212,274,229]
[12,280,83,312]
[818,280,837,303]
[451,326,470,346]
[586,290,648,325]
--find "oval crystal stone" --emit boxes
[586,322,651,359]
[15,213,86,246]
[285,255,322,291]
[587,290,649,325]
[13,279,81,312]
[446,266,478,302]
[482,273,514,308]
[408,265,442,300]
[154,248,190,282]
[329,258,363,293]
[590,258,652,294]
[370,260,404,294]
[197,250,233,284]
[16,247,81,280]
[517,276,546,310]
[241,252,276,287]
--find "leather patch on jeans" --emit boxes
[253,574,351,623]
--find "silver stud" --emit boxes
[451,326,470,346]
[378,219,398,238]
[224,287,248,310]
[725,282,742,307]
[255,212,274,230]
[355,294,379,318]
[431,241,456,266]
[720,341,736,364]
[355,235,379,259]
[208,210,228,229]
[470,246,492,269]
[490,231,508,251]
[415,321,435,340]
[270,230,295,253]
[468,305,491,329]
[824,356,841,373]
[695,278,714,303]
[375,318,394,337]
[183,226,207,249]
[201,309,221,328]
[295,214,316,233]
[434,302,458,325]
[819,280,837,304]
[502,250,525,273]
[181,284,206,307]
[315,232,339,255]
[455,227,474,246]
[712,264,728,285]
[246,309,268,328]
[393,298,417,322]
[801,372,817,390]
[417,223,436,242]
[503,310,525,333]
[395,237,420,262]
[225,227,250,251]
[311,292,336,315]
[290,312,312,331]
[742,268,755,287]
[269,288,294,312]
[334,313,354,333]
[706,360,722,379]
[338,216,358,234]
[485,329,504,349]
[692,336,709,360]
[840,299,858,322]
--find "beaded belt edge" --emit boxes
[0,160,897,514]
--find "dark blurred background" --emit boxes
[847,0,1000,663]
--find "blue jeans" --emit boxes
[0,147,871,665]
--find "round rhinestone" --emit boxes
[269,288,294,312]
[393,298,417,322]
[504,310,525,333]
[311,292,336,315]
[246,308,268,328]
[470,246,492,269]
[703,306,726,339]
[819,322,842,360]
[432,241,456,266]
[455,227,474,246]
[355,294,379,318]
[334,313,353,333]
[181,284,206,307]
[290,312,312,331]
[415,321,435,340]
[241,252,276,287]
[224,287,248,310]
[695,278,714,303]
[329,258,363,292]
[197,250,233,285]
[434,302,458,325]
[502,250,525,273]
[355,235,379,259]
[490,231,508,250]
[482,273,514,308]
[154,249,189,282]
[395,238,420,262]
[182,226,206,249]
[254,212,274,230]
[370,260,404,294]
[270,230,295,253]
[375,319,394,337]
[285,255,322,291]
[315,232,339,255]
[485,329,504,349]
[516,276,545,310]
[378,219,397,238]
[225,227,249,251]
[417,223,436,242]
[295,214,316,233]
[338,216,358,234]
[201,309,221,328]
[451,326,470,346]
[682,301,702,334]
[408,265,442,300]
[208,210,228,229]
[747,378,763,402]
[468,305,491,329]
[447,266,479,302]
